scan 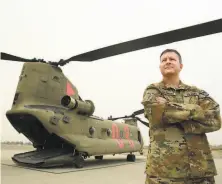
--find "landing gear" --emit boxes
[139,150,144,155]
[95,155,103,160]
[73,153,85,168]
[73,155,84,168]
[127,154,136,162]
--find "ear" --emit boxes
[180,63,183,70]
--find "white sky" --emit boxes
[1,0,222,146]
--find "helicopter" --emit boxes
[1,18,222,169]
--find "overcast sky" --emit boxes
[1,0,222,146]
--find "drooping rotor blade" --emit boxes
[1,52,46,63]
[132,109,144,116]
[108,114,149,127]
[108,115,130,121]
[134,117,149,127]
[108,108,145,121]
[59,18,222,65]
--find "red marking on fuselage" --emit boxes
[66,81,75,96]
[124,125,135,148]
[128,140,135,148]
[116,139,124,148]
[112,124,125,148]
[112,124,119,139]
[124,125,130,139]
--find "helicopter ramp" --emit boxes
[11,148,73,168]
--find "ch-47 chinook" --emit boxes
[1,18,222,168]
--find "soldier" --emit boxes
[142,49,221,184]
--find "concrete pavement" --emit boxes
[1,145,221,184]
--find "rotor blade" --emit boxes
[132,109,144,116]
[1,52,44,63]
[59,18,222,65]
[108,115,130,121]
[108,108,145,121]
[135,117,149,127]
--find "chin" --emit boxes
[163,72,175,76]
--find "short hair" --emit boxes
[160,49,182,63]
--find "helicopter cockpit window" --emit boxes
[89,127,95,136]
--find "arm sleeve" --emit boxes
[142,86,221,133]
[181,90,221,134]
[141,86,192,126]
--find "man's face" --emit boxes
[159,51,183,77]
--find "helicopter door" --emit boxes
[138,131,142,143]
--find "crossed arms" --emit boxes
[142,87,221,134]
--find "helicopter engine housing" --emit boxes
[61,95,95,116]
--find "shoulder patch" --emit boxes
[199,90,209,97]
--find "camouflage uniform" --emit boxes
[145,175,215,184]
[142,81,221,184]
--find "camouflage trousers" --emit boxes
[145,175,215,184]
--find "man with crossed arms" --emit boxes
[142,49,221,184]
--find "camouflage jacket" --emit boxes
[141,81,221,178]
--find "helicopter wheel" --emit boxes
[127,154,136,162]
[95,155,103,160]
[73,155,85,168]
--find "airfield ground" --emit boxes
[1,144,222,184]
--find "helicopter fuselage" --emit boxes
[6,62,144,160]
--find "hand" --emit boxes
[156,97,167,104]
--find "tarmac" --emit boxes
[1,144,222,184]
